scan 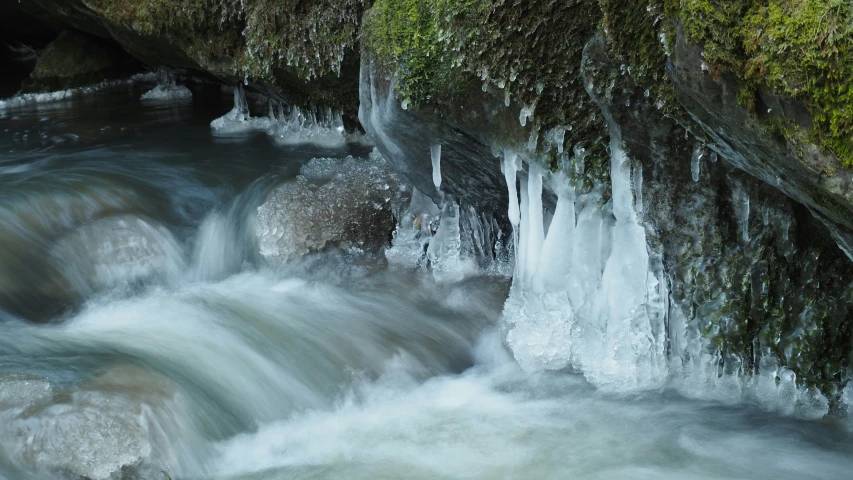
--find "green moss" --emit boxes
[363,0,607,161]
[679,0,853,166]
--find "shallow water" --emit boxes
[1,84,852,480]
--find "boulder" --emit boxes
[22,29,140,92]
[256,154,404,262]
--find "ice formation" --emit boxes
[691,145,703,182]
[210,84,351,148]
[500,128,667,389]
[0,73,158,110]
[140,84,193,102]
[256,151,403,262]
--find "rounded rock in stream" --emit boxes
[256,154,405,262]
[49,215,185,299]
[0,367,187,480]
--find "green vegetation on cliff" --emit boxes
[363,0,608,167]
[601,0,853,166]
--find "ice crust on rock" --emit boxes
[256,151,404,262]
[141,84,193,102]
[0,73,158,110]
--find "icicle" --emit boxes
[633,163,644,214]
[533,173,575,293]
[710,152,718,163]
[430,143,442,190]
[502,152,520,227]
[691,146,703,182]
[234,84,249,121]
[519,105,534,127]
[523,164,545,284]
[555,128,566,154]
[518,179,530,280]
[742,193,750,242]
[573,145,587,175]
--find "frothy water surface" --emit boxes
[0,84,852,479]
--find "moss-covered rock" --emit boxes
[11,0,364,116]
[23,29,140,92]
[600,0,853,167]
[583,36,853,406]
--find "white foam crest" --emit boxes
[210,330,853,480]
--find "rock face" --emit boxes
[359,58,510,211]
[256,154,405,262]
[668,27,853,261]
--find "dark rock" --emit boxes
[359,57,513,213]
[22,29,141,92]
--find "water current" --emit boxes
[0,81,851,479]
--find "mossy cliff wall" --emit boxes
[359,0,853,401]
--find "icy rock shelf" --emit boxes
[0,73,158,110]
[210,84,359,149]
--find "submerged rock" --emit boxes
[0,366,184,480]
[256,154,404,262]
[49,215,185,299]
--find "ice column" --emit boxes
[500,129,667,389]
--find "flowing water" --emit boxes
[1,83,852,480]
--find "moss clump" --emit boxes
[679,0,853,166]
